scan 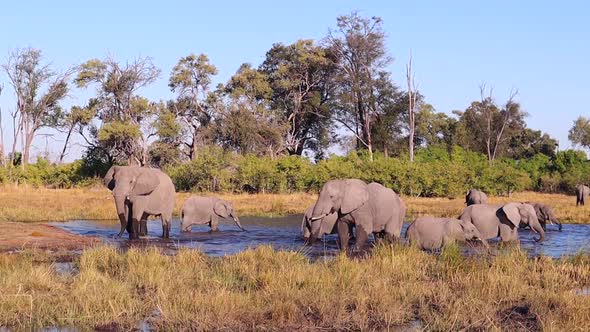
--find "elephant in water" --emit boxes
[465,189,488,206]
[521,202,562,231]
[309,179,406,252]
[576,184,589,206]
[104,166,176,239]
[405,216,489,250]
[460,203,545,243]
[181,196,245,232]
[301,204,352,241]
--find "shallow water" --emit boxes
[52,216,590,259]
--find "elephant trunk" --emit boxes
[232,215,246,231]
[554,218,562,231]
[114,194,127,225]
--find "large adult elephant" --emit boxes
[459,203,545,242]
[309,179,406,252]
[576,184,589,206]
[104,166,176,239]
[180,196,245,232]
[465,189,488,206]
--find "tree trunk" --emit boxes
[58,125,75,164]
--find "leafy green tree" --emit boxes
[260,39,336,156]
[568,116,590,149]
[507,128,558,159]
[454,87,526,162]
[327,12,392,161]
[168,54,218,160]
[75,57,160,165]
[2,47,71,166]
[219,64,284,156]
[149,103,183,167]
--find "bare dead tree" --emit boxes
[406,53,418,162]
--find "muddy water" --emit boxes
[52,216,590,259]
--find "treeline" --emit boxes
[1,12,589,194]
[2,146,588,197]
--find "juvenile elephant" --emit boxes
[521,202,562,231]
[576,184,589,206]
[405,216,489,250]
[309,179,406,252]
[465,189,488,206]
[181,196,245,232]
[104,166,176,239]
[460,203,545,242]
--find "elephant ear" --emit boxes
[214,200,231,218]
[341,180,369,214]
[502,203,522,227]
[104,166,119,191]
[131,169,159,196]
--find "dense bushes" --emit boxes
[1,147,588,196]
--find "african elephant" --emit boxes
[576,184,589,206]
[405,216,489,250]
[521,202,562,231]
[309,179,406,252]
[104,166,176,239]
[465,189,488,206]
[301,204,351,241]
[180,196,245,232]
[459,203,545,242]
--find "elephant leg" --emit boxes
[499,225,518,243]
[337,221,350,252]
[353,226,369,252]
[210,216,219,232]
[161,215,171,239]
[139,218,148,236]
[384,220,401,244]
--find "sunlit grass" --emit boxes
[1,186,588,223]
[0,245,588,330]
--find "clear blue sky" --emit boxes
[0,1,588,160]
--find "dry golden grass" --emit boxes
[0,245,588,330]
[0,186,588,224]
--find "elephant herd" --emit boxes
[304,185,565,252]
[103,165,570,253]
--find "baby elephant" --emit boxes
[522,202,562,231]
[405,216,489,250]
[181,196,245,232]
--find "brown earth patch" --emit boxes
[0,222,99,251]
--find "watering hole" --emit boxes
[52,215,590,259]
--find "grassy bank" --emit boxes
[0,186,590,223]
[1,186,589,223]
[0,245,588,330]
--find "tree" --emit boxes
[368,72,405,157]
[75,56,160,165]
[454,86,525,163]
[218,64,284,156]
[260,39,336,156]
[569,116,590,149]
[327,12,392,161]
[149,102,183,167]
[406,55,418,162]
[507,128,558,159]
[2,48,71,166]
[57,100,98,163]
[168,54,218,160]
[414,104,457,149]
